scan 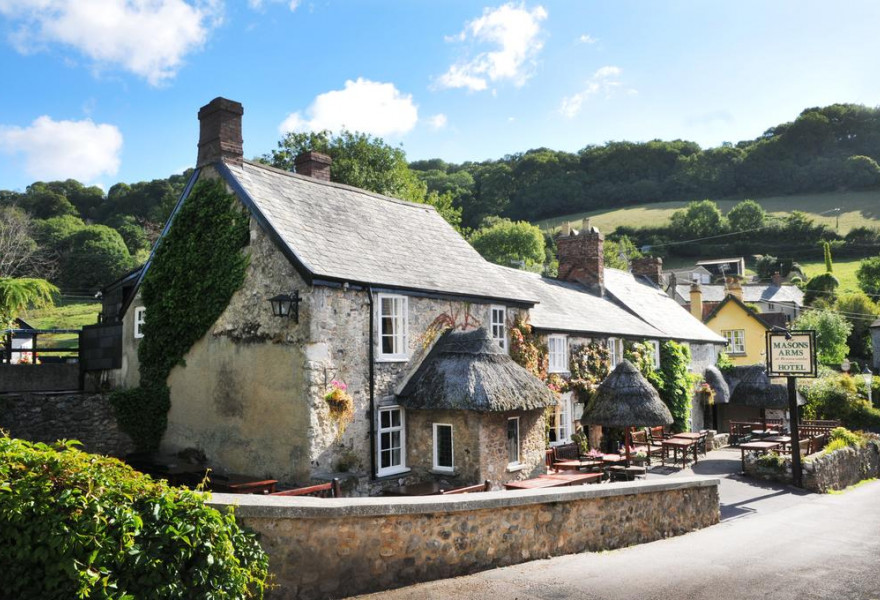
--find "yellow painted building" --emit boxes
[692,284,781,366]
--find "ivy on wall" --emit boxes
[509,315,547,380]
[111,177,250,451]
[654,341,698,433]
[568,342,609,404]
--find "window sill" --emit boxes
[374,468,410,480]
[547,370,570,375]
[506,463,528,473]
[430,468,456,476]
[375,355,409,363]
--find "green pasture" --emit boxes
[536,189,880,236]
[799,258,864,294]
[21,301,102,352]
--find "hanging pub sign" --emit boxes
[765,330,817,378]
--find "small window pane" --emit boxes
[507,418,519,464]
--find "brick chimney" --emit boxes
[728,280,743,301]
[631,256,663,285]
[690,282,703,320]
[294,151,332,181]
[557,218,604,294]
[197,97,243,168]
[667,271,678,299]
[771,271,783,286]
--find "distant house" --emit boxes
[696,257,746,279]
[5,318,35,364]
[88,97,725,495]
[662,265,713,286]
[690,283,789,366]
[670,278,803,322]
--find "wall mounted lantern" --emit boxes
[269,290,302,323]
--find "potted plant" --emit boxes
[631,451,648,466]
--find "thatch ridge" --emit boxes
[581,360,673,427]
[397,328,555,412]
[703,365,731,404]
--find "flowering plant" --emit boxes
[585,448,604,459]
[324,380,354,438]
[697,381,715,405]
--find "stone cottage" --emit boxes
[98,97,724,495]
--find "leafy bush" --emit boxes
[756,452,786,469]
[828,426,864,448]
[0,435,270,599]
[823,438,849,454]
[800,373,880,430]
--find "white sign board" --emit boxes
[766,330,817,378]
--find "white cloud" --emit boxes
[577,34,597,44]
[559,65,632,118]
[280,78,419,137]
[0,116,123,182]
[427,114,448,130]
[248,0,299,10]
[0,0,222,86]
[436,3,547,92]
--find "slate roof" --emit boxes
[495,266,666,339]
[222,160,536,305]
[673,283,804,306]
[702,294,789,330]
[604,269,727,344]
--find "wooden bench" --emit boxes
[270,478,341,498]
[440,480,491,494]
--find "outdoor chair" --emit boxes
[270,478,342,498]
[696,431,709,457]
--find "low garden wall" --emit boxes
[744,439,880,493]
[0,392,134,457]
[210,477,720,600]
[0,363,79,392]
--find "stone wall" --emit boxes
[210,477,720,600]
[743,439,880,492]
[0,363,80,393]
[0,392,134,457]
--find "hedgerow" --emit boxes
[0,435,270,599]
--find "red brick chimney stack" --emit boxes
[556,218,604,295]
[294,151,332,181]
[771,271,783,286]
[197,97,243,168]
[631,256,663,285]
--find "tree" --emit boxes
[823,241,833,273]
[60,225,133,293]
[604,236,643,270]
[0,207,45,278]
[727,199,766,232]
[0,277,58,328]
[669,199,726,239]
[856,256,880,297]
[469,218,545,270]
[836,292,879,360]
[793,308,852,366]
[804,272,839,305]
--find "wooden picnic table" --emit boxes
[765,435,792,453]
[541,472,602,485]
[671,432,702,441]
[504,472,600,490]
[553,459,603,472]
[661,438,698,468]
[739,441,782,470]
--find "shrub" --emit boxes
[0,435,270,599]
[823,438,849,454]
[756,452,785,469]
[828,426,864,448]
[800,373,880,431]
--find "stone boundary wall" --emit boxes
[0,363,80,392]
[209,477,720,600]
[744,439,880,492]
[0,392,134,457]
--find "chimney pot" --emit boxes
[582,218,591,233]
[557,223,604,294]
[560,222,571,237]
[197,97,243,168]
[294,151,332,181]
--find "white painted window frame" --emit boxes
[432,423,454,472]
[377,294,409,361]
[377,406,407,477]
[506,416,521,467]
[490,305,507,351]
[134,306,146,339]
[608,337,623,368]
[648,340,661,369]
[549,392,573,446]
[722,329,746,354]
[547,334,569,373]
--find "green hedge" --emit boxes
[800,373,880,431]
[0,435,270,599]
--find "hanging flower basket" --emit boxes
[324,380,354,438]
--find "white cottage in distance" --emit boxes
[101,97,724,495]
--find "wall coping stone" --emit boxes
[208,476,719,519]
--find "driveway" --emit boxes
[354,448,880,600]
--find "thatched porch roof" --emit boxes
[396,328,555,412]
[704,365,731,404]
[725,365,805,408]
[581,360,673,428]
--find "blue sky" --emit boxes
[1,0,879,191]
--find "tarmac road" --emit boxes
[355,450,880,600]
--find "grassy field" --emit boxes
[535,189,880,235]
[21,301,102,351]
[799,258,864,294]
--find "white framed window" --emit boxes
[608,337,623,368]
[432,423,454,472]
[722,330,746,354]
[647,340,661,369]
[506,417,520,466]
[490,305,507,351]
[378,294,408,361]
[548,393,573,446]
[768,302,775,310]
[134,306,146,339]
[377,406,407,476]
[548,334,568,373]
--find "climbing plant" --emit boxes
[623,340,664,392]
[568,342,609,404]
[111,177,250,451]
[509,314,547,380]
[654,341,698,433]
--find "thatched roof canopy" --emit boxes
[396,328,555,412]
[704,365,731,404]
[725,365,805,408]
[581,360,673,428]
